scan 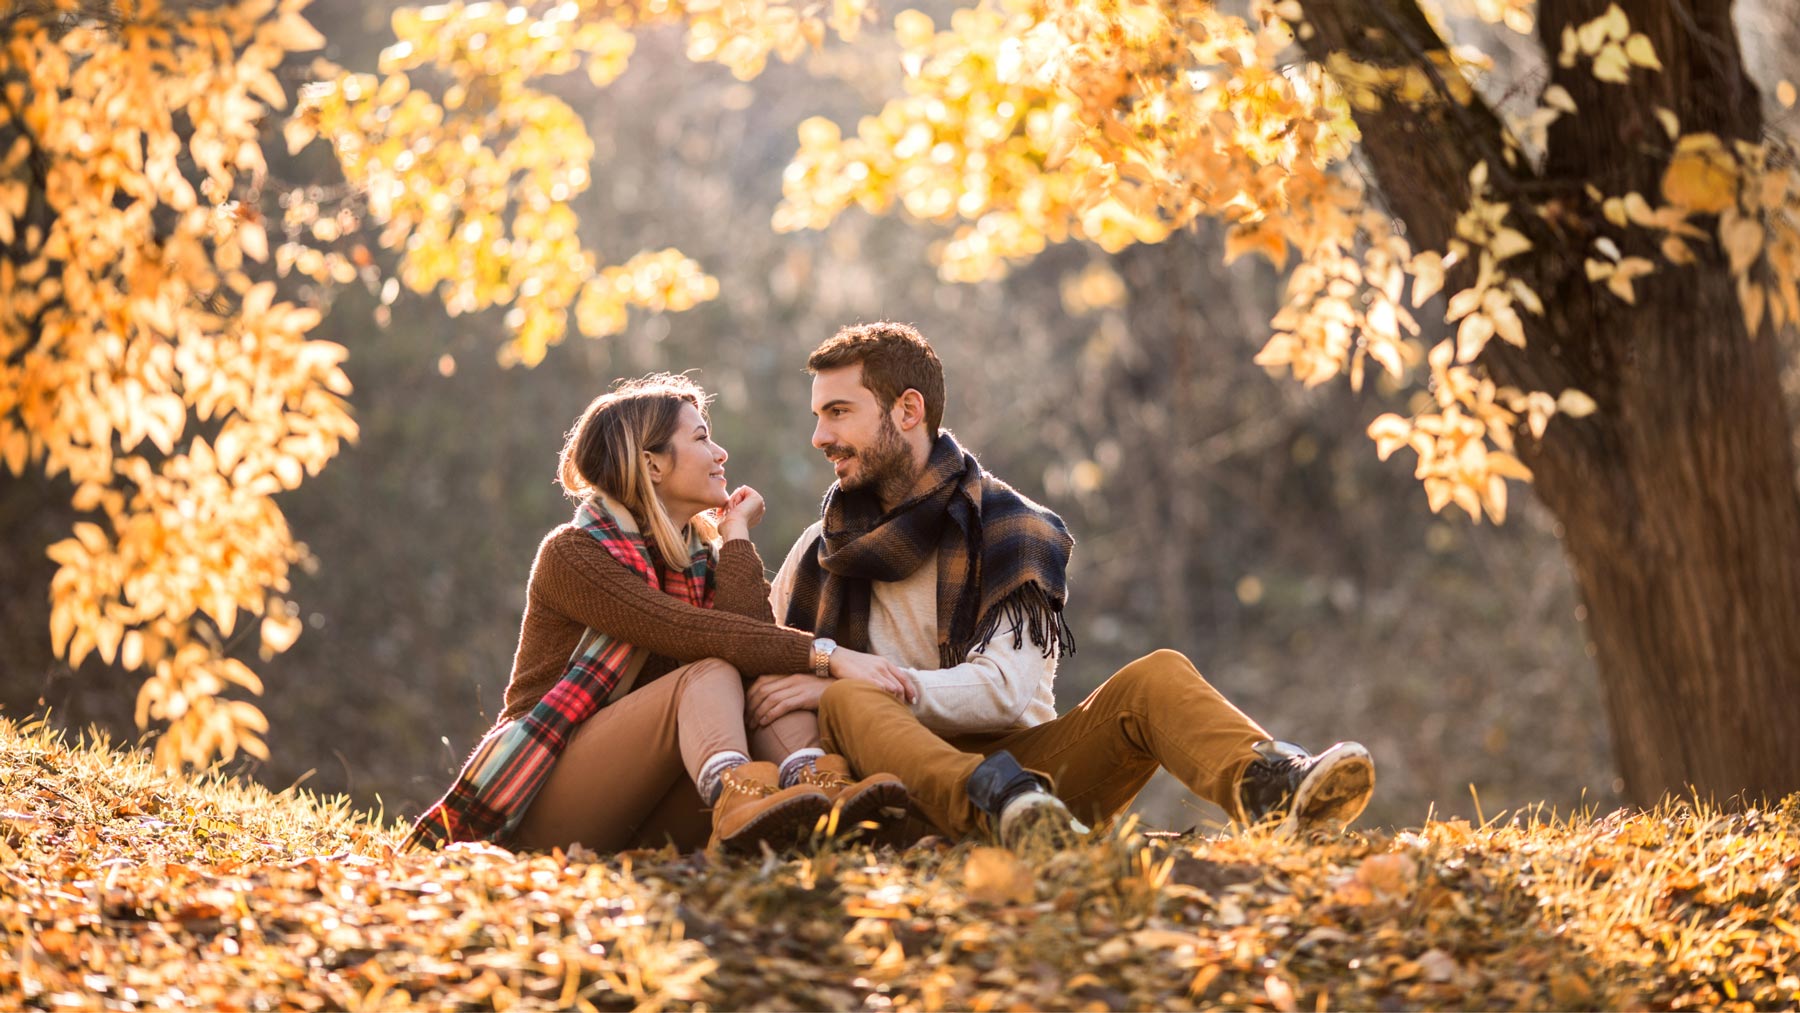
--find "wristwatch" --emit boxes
[810,637,838,677]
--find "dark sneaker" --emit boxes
[966,750,1087,849]
[1235,740,1374,836]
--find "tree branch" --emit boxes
[1294,0,1525,253]
[1293,0,1601,460]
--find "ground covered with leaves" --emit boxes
[2,718,1797,1011]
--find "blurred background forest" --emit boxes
[3,0,1797,831]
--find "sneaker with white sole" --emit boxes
[996,789,1088,849]
[1235,740,1375,836]
[966,750,1088,849]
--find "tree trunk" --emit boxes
[1532,269,1800,804]
[1299,0,1800,804]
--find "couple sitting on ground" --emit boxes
[405,322,1376,856]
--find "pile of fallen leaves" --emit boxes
[2,717,1797,1011]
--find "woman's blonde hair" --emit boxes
[559,373,719,565]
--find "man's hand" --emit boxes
[746,674,834,728]
[829,647,919,704]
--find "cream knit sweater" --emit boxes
[770,520,1059,735]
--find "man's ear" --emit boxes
[895,389,927,432]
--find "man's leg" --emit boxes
[995,650,1272,830]
[817,679,1013,838]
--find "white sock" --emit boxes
[777,748,825,788]
[696,750,750,805]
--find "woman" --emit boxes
[406,374,911,855]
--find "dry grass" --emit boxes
[1,716,1796,1011]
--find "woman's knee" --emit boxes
[676,657,741,691]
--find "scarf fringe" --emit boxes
[945,582,1076,667]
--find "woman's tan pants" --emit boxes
[510,658,819,853]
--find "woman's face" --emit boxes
[649,401,729,522]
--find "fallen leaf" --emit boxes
[963,847,1035,905]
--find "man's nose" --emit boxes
[811,420,830,449]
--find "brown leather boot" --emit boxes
[798,755,908,837]
[708,761,832,855]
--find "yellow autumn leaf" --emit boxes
[1661,142,1737,213]
[1719,210,1764,274]
[1623,33,1661,70]
[239,220,269,263]
[1740,275,1767,337]
[1607,272,1638,303]
[1558,389,1599,417]
[1654,106,1680,139]
[1368,413,1413,460]
[1489,228,1531,261]
[894,9,935,49]
[1409,252,1446,308]
[1596,4,1630,41]
[1445,287,1482,322]
[963,847,1035,905]
[261,613,304,654]
[271,11,326,51]
[1575,15,1608,54]
[1456,311,1495,361]
[1491,302,1526,347]
[1421,477,1454,514]
[1592,43,1631,84]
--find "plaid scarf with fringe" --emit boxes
[784,432,1073,667]
[404,497,713,851]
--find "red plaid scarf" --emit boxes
[404,497,714,851]
[784,432,1073,667]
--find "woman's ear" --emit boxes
[642,449,666,484]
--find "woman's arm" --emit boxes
[713,539,778,622]
[534,528,813,675]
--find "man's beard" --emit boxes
[836,414,916,505]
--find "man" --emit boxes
[749,321,1374,848]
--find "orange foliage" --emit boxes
[770,0,1800,524]
[0,0,353,767]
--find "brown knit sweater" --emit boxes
[497,526,814,723]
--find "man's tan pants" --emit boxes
[818,649,1271,838]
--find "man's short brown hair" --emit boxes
[807,321,946,436]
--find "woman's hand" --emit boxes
[716,486,765,542]
[746,674,833,728]
[829,647,918,704]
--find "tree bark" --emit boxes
[1299,0,1800,804]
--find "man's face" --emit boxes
[811,364,912,493]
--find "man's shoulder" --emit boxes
[774,520,825,573]
[788,519,825,552]
[976,470,1070,535]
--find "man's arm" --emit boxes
[901,629,1057,735]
